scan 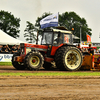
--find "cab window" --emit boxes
[41,32,53,45]
[53,32,63,46]
[64,34,72,44]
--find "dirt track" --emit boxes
[0,66,100,100]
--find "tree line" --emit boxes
[0,10,92,43]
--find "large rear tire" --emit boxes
[55,46,83,71]
[24,51,44,70]
[12,53,26,70]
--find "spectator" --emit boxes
[95,48,99,53]
[88,44,94,69]
[11,45,17,54]
[81,47,85,52]
[6,44,11,53]
[0,45,2,53]
[1,45,9,53]
[77,44,81,51]
[84,48,88,52]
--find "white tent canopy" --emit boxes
[0,29,25,45]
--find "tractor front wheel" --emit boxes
[24,51,44,70]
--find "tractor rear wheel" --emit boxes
[24,51,44,70]
[55,46,83,71]
[12,53,26,70]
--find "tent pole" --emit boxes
[36,31,38,44]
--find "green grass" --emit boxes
[0,72,100,76]
[0,62,100,77]
[0,62,12,66]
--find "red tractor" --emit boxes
[12,27,83,71]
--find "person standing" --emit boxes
[77,44,82,51]
[88,44,94,69]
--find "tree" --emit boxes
[0,10,20,38]
[59,12,92,41]
[34,11,92,41]
[24,21,36,43]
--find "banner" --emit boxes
[86,34,91,42]
[81,41,92,45]
[40,13,58,29]
[0,54,13,62]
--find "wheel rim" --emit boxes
[30,56,40,67]
[65,49,81,70]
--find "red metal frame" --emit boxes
[44,57,54,62]
[50,44,64,55]
[18,43,65,63]
[24,43,48,49]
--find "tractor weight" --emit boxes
[12,52,26,70]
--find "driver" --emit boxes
[55,33,62,45]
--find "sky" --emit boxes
[0,0,100,43]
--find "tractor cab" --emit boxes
[41,27,73,46]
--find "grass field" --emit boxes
[0,62,12,66]
[0,62,100,77]
[0,72,100,76]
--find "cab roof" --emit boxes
[43,26,72,34]
[53,26,72,34]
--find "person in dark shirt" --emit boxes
[77,44,82,51]
[88,44,94,69]
[55,33,62,45]
[11,45,17,54]
[88,44,94,55]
